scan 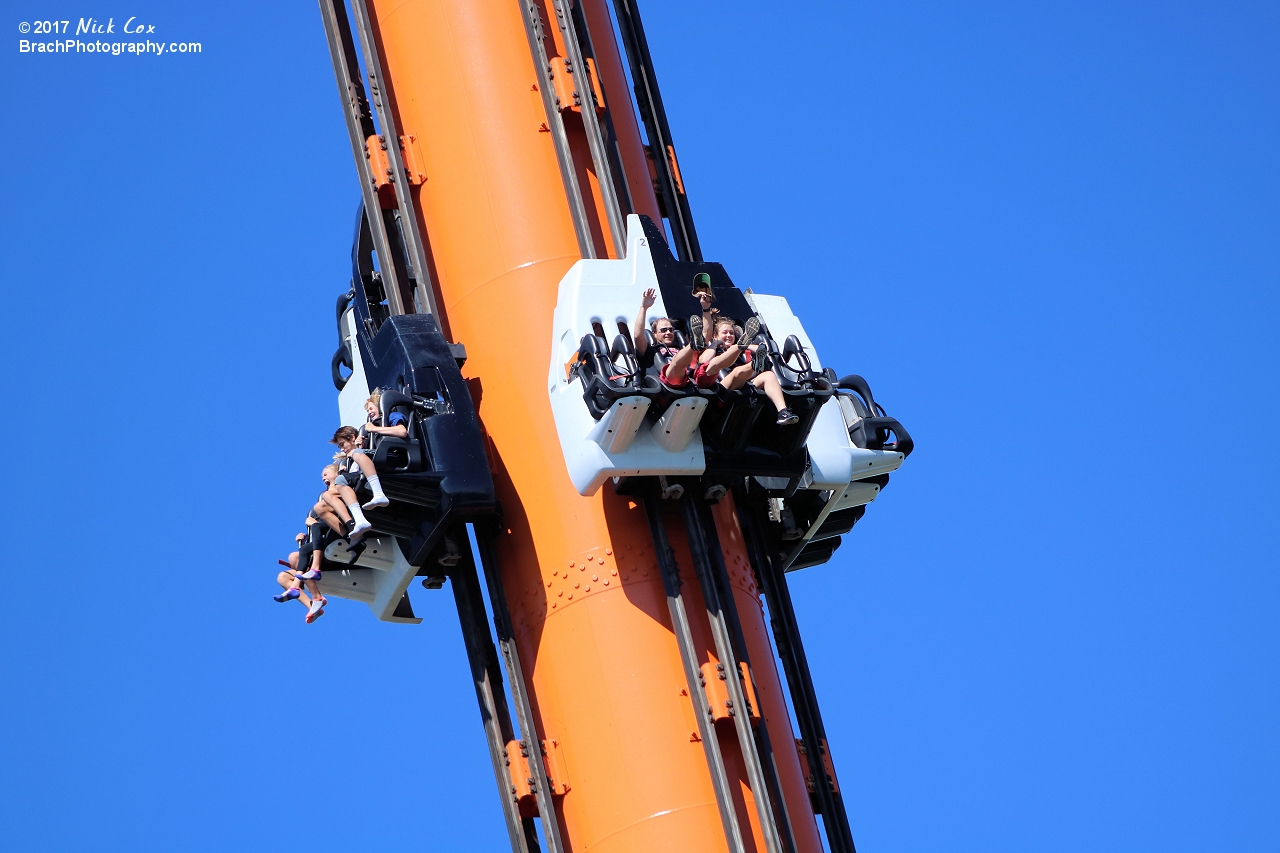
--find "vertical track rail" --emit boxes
[347,0,440,318]
[608,0,702,262]
[643,493,747,853]
[450,539,541,853]
[549,0,627,257]
[517,0,597,258]
[474,525,568,853]
[734,486,858,853]
[568,0,635,217]
[318,0,411,315]
[681,498,796,853]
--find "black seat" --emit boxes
[641,329,702,413]
[342,305,497,569]
[370,388,424,473]
[576,333,659,419]
[836,374,914,456]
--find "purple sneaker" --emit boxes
[273,588,301,603]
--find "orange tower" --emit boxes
[314,2,912,851]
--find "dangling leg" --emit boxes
[318,495,352,533]
[275,570,303,603]
[752,371,797,424]
[351,452,389,509]
[719,363,754,392]
[333,484,371,538]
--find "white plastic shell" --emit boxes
[548,215,706,495]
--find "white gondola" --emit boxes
[548,216,708,496]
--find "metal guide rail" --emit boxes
[448,530,543,853]
[319,0,437,317]
[517,0,597,258]
[609,0,701,262]
[474,524,569,853]
[643,493,748,853]
[735,483,858,853]
[519,0,692,262]
[683,496,798,853]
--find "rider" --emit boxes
[633,287,698,388]
[687,272,720,349]
[696,317,799,425]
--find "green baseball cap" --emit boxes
[691,272,715,300]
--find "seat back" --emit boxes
[610,334,640,378]
[370,387,424,473]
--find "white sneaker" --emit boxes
[363,494,390,509]
[307,599,324,618]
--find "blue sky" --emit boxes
[1,2,1276,851]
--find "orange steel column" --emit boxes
[365,2,821,850]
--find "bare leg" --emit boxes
[701,345,741,375]
[311,502,345,534]
[719,363,755,392]
[751,370,788,412]
[330,483,372,539]
[320,491,352,524]
[277,571,314,607]
[662,345,698,382]
[332,484,360,506]
[350,452,377,478]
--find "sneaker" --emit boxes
[689,315,705,349]
[300,568,321,581]
[739,317,760,345]
[776,408,799,426]
[305,606,325,624]
[273,588,301,603]
[363,494,390,510]
[316,595,328,607]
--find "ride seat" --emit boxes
[643,329,701,401]
[766,334,820,390]
[835,375,914,456]
[578,333,657,419]
[370,388,424,472]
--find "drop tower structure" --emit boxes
[312,2,913,851]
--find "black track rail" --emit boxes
[318,0,411,315]
[681,497,797,853]
[318,0,436,318]
[734,486,858,853]
[517,0,596,258]
[474,524,568,853]
[609,0,702,262]
[346,0,439,317]
[643,493,747,853]
[547,0,627,256]
[450,536,542,853]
